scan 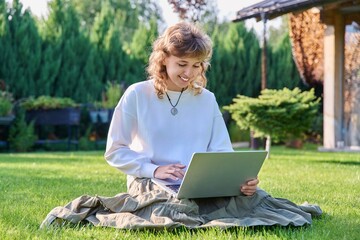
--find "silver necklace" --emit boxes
[165,88,185,116]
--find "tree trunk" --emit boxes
[265,135,271,159]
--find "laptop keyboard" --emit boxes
[166,184,180,193]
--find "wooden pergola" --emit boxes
[233,0,360,151]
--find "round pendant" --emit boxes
[171,107,178,115]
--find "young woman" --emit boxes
[104,22,258,196]
[41,22,321,229]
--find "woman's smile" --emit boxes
[179,76,189,82]
[164,55,202,91]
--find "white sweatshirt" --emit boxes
[104,80,233,186]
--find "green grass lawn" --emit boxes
[0,145,359,239]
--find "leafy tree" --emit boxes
[131,0,164,25]
[168,0,217,23]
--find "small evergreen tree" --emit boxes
[8,108,37,152]
[225,88,320,156]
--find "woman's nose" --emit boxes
[183,67,192,77]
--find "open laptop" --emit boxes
[151,150,267,199]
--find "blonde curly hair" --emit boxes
[147,22,213,99]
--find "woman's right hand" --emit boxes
[154,164,186,181]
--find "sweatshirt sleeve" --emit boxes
[104,87,158,178]
[207,95,234,152]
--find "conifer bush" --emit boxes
[8,108,37,152]
[0,90,13,117]
[225,87,320,143]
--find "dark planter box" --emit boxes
[25,108,81,151]
[0,115,15,149]
[0,115,15,125]
[26,108,81,125]
[26,108,81,150]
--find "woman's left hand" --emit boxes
[240,178,259,196]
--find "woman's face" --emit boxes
[164,55,202,91]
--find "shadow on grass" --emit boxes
[313,160,360,166]
[160,224,310,234]
[0,152,103,164]
[48,220,313,238]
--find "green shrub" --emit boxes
[94,82,124,109]
[78,126,96,150]
[8,109,37,152]
[21,96,77,110]
[0,91,14,116]
[224,87,320,143]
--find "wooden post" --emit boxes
[323,11,344,149]
[261,13,267,90]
